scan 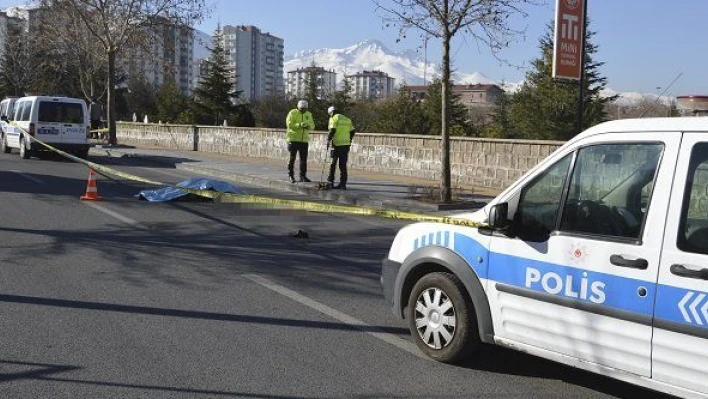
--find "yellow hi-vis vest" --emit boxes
[328,114,355,146]
[286,109,315,143]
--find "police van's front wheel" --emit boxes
[407,272,480,363]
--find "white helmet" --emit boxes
[297,100,308,110]
[327,105,336,115]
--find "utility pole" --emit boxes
[423,36,428,86]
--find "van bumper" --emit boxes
[381,257,402,317]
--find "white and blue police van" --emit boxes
[1,96,90,159]
[382,117,708,398]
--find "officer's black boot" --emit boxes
[333,182,346,190]
[288,174,296,183]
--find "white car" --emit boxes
[382,117,708,398]
[1,95,90,159]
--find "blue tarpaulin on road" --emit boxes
[137,178,245,202]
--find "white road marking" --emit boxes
[243,273,426,359]
[9,170,44,184]
[81,202,146,230]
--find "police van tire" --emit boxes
[407,272,480,363]
[19,137,30,159]
[1,134,9,153]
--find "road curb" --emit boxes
[94,148,487,213]
[175,163,463,213]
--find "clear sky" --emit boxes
[4,0,706,96]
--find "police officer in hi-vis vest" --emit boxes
[326,105,356,190]
[285,100,316,183]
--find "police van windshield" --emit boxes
[38,101,84,124]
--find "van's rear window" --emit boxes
[38,102,84,124]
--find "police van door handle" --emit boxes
[610,255,648,270]
[670,264,708,280]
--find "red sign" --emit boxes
[553,0,585,81]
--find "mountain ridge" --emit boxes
[285,39,667,105]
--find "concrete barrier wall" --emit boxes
[117,122,564,189]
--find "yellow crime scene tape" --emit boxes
[14,122,483,228]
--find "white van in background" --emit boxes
[1,96,90,159]
[0,96,18,135]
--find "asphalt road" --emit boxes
[0,149,673,399]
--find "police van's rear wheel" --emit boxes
[19,137,30,159]
[1,134,9,153]
[407,272,480,363]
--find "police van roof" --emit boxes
[579,117,708,139]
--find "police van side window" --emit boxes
[21,102,31,121]
[14,102,26,121]
[678,143,708,254]
[515,154,572,237]
[559,143,663,240]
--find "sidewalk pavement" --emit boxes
[91,143,500,214]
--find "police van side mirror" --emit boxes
[1,115,7,122]
[488,203,510,230]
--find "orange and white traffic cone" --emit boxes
[80,169,102,201]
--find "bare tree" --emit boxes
[0,21,42,96]
[35,3,107,102]
[374,0,536,202]
[39,0,207,145]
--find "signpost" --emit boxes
[553,0,587,133]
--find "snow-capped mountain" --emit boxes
[601,88,673,106]
[285,39,660,105]
[285,39,523,91]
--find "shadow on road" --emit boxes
[0,293,407,335]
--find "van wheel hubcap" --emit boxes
[414,287,456,349]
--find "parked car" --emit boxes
[1,95,90,159]
[382,117,708,398]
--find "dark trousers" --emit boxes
[328,145,350,183]
[287,142,308,178]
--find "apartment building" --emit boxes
[0,9,23,58]
[404,83,505,106]
[222,25,284,102]
[346,70,396,100]
[285,66,337,99]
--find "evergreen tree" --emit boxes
[508,21,615,141]
[193,25,242,125]
[325,76,354,114]
[424,79,473,136]
[370,85,428,135]
[302,62,327,126]
[156,81,191,123]
[484,91,514,138]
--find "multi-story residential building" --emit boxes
[404,83,506,125]
[285,66,337,99]
[221,25,284,102]
[191,29,211,93]
[346,70,396,100]
[128,23,196,95]
[0,9,23,59]
[404,83,505,106]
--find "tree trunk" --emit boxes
[440,35,452,203]
[107,49,117,145]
